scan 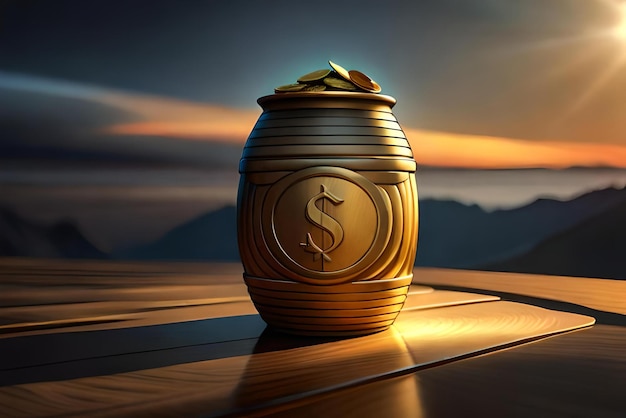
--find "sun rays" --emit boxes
[489,0,626,135]
[549,0,626,122]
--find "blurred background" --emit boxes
[1,0,626,279]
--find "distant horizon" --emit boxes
[3,166,626,252]
[4,156,626,173]
[3,182,626,282]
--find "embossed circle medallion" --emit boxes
[262,167,391,284]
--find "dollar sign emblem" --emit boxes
[300,184,344,266]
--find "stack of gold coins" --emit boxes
[275,60,382,94]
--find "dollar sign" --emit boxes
[300,184,344,266]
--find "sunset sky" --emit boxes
[1,0,626,169]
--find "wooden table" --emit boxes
[0,258,624,417]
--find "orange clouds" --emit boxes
[97,90,626,169]
[98,91,260,143]
[404,128,626,169]
[6,70,622,169]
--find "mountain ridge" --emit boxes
[483,199,626,280]
[4,186,626,281]
[118,186,626,281]
[416,186,626,268]
[0,207,106,259]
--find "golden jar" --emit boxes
[238,91,418,336]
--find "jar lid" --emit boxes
[257,91,396,111]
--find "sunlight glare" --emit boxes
[547,0,626,122]
[614,6,626,40]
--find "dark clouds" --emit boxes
[0,83,242,169]
[0,0,625,143]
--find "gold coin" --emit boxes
[275,83,307,93]
[323,77,357,91]
[303,84,327,92]
[297,69,332,83]
[328,60,351,82]
[348,70,382,93]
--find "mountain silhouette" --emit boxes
[416,186,626,268]
[121,187,626,279]
[118,206,239,261]
[484,199,626,279]
[0,208,105,259]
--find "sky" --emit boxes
[1,0,626,169]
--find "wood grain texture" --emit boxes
[0,299,593,418]
[0,259,596,418]
[415,267,626,315]
[281,324,625,418]
[0,259,249,337]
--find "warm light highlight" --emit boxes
[614,3,626,40]
[615,21,626,40]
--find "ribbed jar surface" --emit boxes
[238,92,418,336]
